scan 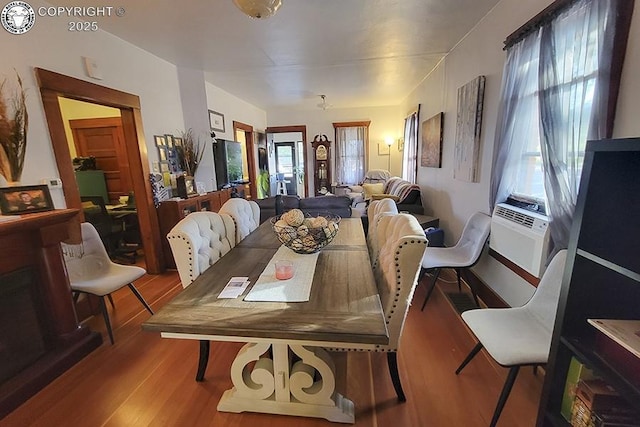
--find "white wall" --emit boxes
[0,0,184,208]
[267,106,403,195]
[205,82,267,189]
[402,0,640,306]
[177,67,217,191]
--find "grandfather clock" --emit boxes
[311,134,331,196]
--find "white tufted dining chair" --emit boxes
[218,198,261,242]
[166,212,236,288]
[166,211,237,381]
[329,213,427,402]
[64,222,153,345]
[366,198,398,266]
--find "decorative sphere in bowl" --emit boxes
[271,209,341,254]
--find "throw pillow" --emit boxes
[362,183,385,201]
[371,194,400,202]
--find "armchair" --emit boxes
[345,169,391,206]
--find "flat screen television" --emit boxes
[213,139,244,189]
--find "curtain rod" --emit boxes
[504,0,579,49]
[405,104,421,118]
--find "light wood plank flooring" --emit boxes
[1,269,543,427]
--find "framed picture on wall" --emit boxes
[0,185,54,215]
[421,112,444,168]
[378,142,390,155]
[154,135,166,147]
[209,110,225,133]
[165,134,175,148]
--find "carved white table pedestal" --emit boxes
[163,333,375,424]
[220,341,352,423]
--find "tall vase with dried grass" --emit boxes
[177,129,205,178]
[0,72,28,184]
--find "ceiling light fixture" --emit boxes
[317,94,331,110]
[233,0,282,19]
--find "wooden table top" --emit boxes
[143,218,388,345]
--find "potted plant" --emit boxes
[0,72,28,184]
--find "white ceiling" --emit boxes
[48,0,500,110]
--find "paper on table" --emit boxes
[244,246,319,302]
[218,276,250,299]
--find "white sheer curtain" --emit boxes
[491,0,629,251]
[335,126,366,185]
[402,109,419,183]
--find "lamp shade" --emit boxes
[233,0,282,19]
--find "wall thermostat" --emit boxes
[41,178,63,188]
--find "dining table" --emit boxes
[142,217,388,423]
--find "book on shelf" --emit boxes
[570,379,640,427]
[562,356,596,421]
[575,379,627,412]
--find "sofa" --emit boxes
[255,194,353,224]
[350,176,424,215]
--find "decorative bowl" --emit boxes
[270,210,341,254]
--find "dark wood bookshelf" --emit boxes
[537,138,640,426]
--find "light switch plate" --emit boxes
[41,178,62,188]
[82,56,103,80]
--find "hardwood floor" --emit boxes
[2,270,543,427]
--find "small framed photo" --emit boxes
[154,135,166,147]
[158,147,167,161]
[378,142,390,155]
[209,110,225,133]
[0,185,54,215]
[174,137,183,147]
[185,176,197,196]
[159,161,170,173]
[165,134,175,148]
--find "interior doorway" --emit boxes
[36,68,163,273]
[266,126,308,198]
[233,121,256,200]
[274,142,297,196]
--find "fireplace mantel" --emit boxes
[0,210,102,419]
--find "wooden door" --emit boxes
[70,117,131,203]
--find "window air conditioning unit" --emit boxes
[490,203,551,278]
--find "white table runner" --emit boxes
[244,246,319,302]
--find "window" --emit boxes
[402,109,419,183]
[491,0,632,249]
[333,121,370,185]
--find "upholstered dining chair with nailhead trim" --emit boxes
[328,213,427,402]
[167,212,236,289]
[166,211,236,381]
[366,198,399,267]
[218,198,261,243]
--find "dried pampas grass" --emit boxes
[0,72,28,182]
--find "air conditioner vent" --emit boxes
[490,203,551,278]
[494,205,535,229]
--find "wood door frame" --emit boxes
[35,68,163,273]
[232,121,256,200]
[265,125,308,198]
